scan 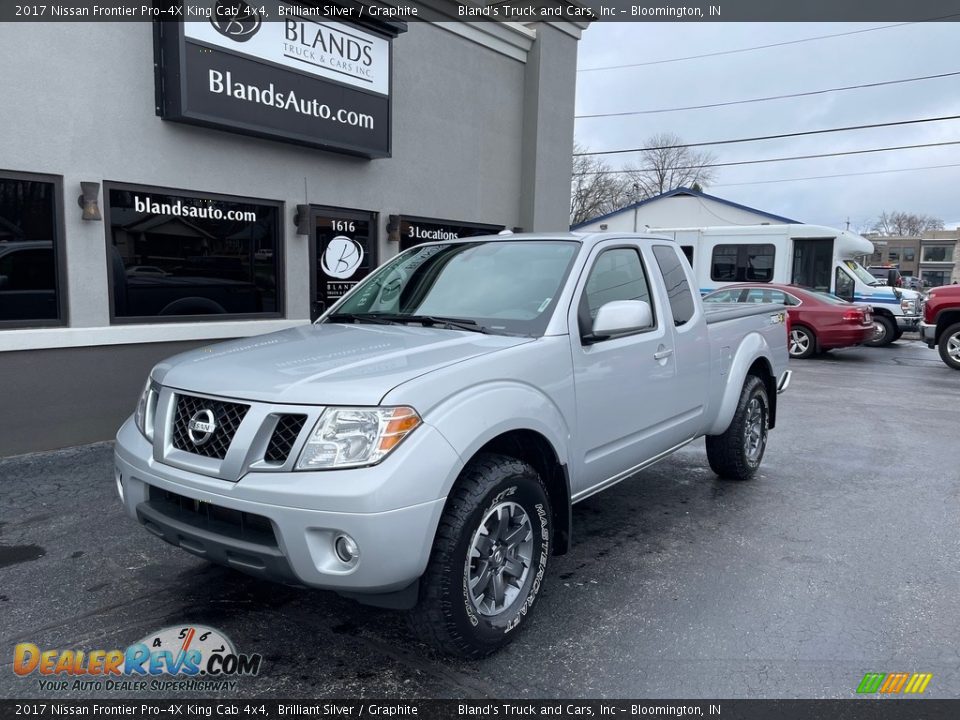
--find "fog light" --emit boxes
[115,468,124,502]
[334,534,359,564]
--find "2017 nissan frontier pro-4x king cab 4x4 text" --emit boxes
[115,233,791,657]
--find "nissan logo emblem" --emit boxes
[187,409,217,446]
[210,1,262,42]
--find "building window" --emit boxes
[888,249,900,262]
[105,184,282,323]
[922,245,951,262]
[921,270,950,288]
[903,247,915,262]
[711,244,776,283]
[0,171,65,328]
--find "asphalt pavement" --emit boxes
[1,337,958,699]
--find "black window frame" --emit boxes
[103,181,285,325]
[0,169,68,330]
[578,244,658,343]
[710,243,777,283]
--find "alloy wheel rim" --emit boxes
[466,501,534,617]
[789,329,809,356]
[744,397,766,462]
[872,321,887,342]
[948,332,960,362]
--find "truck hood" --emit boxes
[154,323,533,405]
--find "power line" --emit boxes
[573,139,960,176]
[575,114,960,156]
[577,17,959,73]
[575,70,960,118]
[713,161,960,188]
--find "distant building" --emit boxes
[570,186,799,232]
[864,230,959,286]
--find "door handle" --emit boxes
[653,348,674,361]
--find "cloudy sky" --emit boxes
[574,22,960,230]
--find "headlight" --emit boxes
[296,406,421,470]
[134,378,159,442]
[901,299,916,313]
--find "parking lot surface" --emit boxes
[1,338,958,699]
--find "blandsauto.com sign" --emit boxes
[155,1,402,158]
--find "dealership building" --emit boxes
[0,3,588,456]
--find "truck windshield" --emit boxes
[324,240,580,336]
[843,260,883,286]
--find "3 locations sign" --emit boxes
[396,216,503,251]
[154,1,404,157]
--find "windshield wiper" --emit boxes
[327,313,403,326]
[370,314,491,334]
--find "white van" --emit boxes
[651,224,921,346]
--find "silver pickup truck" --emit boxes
[115,233,791,657]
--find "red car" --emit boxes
[702,283,874,359]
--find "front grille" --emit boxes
[171,394,249,460]
[147,487,277,547]
[264,414,307,464]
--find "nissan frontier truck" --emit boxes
[115,233,791,657]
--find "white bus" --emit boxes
[651,224,922,346]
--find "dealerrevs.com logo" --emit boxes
[13,625,262,692]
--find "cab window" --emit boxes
[578,247,654,337]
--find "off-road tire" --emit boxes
[865,315,895,347]
[706,375,769,481]
[409,453,552,658]
[938,322,960,370]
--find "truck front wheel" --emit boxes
[409,453,551,658]
[706,375,769,481]
[937,322,960,370]
[865,315,895,347]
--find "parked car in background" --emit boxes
[902,276,924,291]
[866,266,904,288]
[921,284,960,370]
[702,283,874,359]
[125,265,170,277]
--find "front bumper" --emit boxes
[921,322,937,346]
[115,418,459,598]
[896,314,922,330]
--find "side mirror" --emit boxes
[588,300,653,342]
[887,269,899,287]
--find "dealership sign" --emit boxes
[396,216,503,251]
[155,1,404,158]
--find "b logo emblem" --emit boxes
[321,236,365,280]
[210,1,262,42]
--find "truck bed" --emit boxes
[703,302,786,324]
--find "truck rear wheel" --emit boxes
[865,315,895,347]
[706,375,769,481]
[938,322,960,370]
[409,453,551,658]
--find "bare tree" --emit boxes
[570,135,717,226]
[871,211,944,237]
[570,143,632,226]
[620,133,717,198]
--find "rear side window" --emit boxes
[711,244,776,283]
[652,245,695,326]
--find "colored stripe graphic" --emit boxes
[904,673,933,694]
[879,672,909,693]
[857,672,932,694]
[857,673,885,693]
